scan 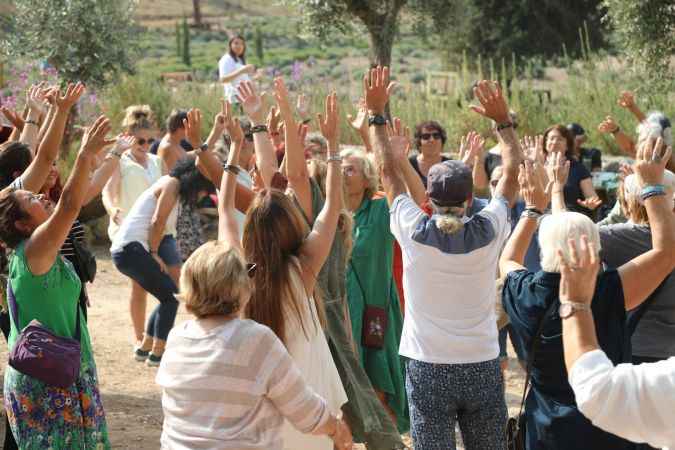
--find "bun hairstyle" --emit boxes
[122,105,155,133]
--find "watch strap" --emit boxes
[368,114,387,126]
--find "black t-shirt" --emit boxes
[565,158,592,216]
[408,154,451,188]
[579,147,602,172]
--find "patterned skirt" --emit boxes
[4,360,110,450]
[176,199,205,262]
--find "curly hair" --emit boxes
[0,142,32,189]
[169,157,216,204]
[414,120,447,149]
[0,189,31,249]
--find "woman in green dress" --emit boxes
[341,148,409,434]
[0,115,113,449]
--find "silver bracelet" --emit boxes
[327,154,342,163]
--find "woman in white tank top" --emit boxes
[111,157,216,366]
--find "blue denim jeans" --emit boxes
[112,236,179,341]
[406,358,507,450]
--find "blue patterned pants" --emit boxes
[406,358,507,450]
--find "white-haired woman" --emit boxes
[499,139,675,450]
[341,147,409,433]
[156,242,352,449]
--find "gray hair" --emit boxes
[538,212,601,273]
[637,112,673,148]
[430,199,467,235]
[340,148,379,198]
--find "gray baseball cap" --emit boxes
[426,160,473,207]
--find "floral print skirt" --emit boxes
[4,360,110,449]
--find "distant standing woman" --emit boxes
[218,35,256,106]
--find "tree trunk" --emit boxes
[365,16,396,68]
[192,0,202,27]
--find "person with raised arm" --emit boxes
[154,99,351,450]
[235,91,349,450]
[0,116,114,449]
[499,138,674,450]
[371,64,520,448]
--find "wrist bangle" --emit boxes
[327,154,342,163]
[250,124,268,134]
[640,184,666,201]
[223,164,242,175]
[108,150,122,159]
[496,122,513,131]
[24,120,38,126]
[521,208,543,220]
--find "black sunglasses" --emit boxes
[420,132,442,141]
[136,138,156,146]
[244,133,254,142]
[247,263,257,278]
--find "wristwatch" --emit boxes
[559,301,591,319]
[368,114,387,126]
[193,143,208,154]
[496,122,513,131]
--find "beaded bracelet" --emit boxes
[640,184,666,202]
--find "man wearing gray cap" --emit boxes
[364,67,522,449]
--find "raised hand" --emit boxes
[364,66,396,115]
[212,99,228,136]
[519,160,549,211]
[273,77,293,118]
[296,93,310,120]
[266,106,282,136]
[55,82,85,110]
[0,106,25,130]
[387,117,411,162]
[183,109,203,148]
[617,91,636,110]
[597,116,619,134]
[634,137,673,188]
[546,151,570,188]
[80,115,115,156]
[558,235,599,305]
[458,131,485,167]
[317,92,339,147]
[297,122,309,146]
[236,81,263,122]
[26,84,47,114]
[469,80,510,123]
[522,135,545,164]
[221,100,244,147]
[618,161,634,182]
[347,98,368,135]
[112,133,136,153]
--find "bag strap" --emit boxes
[7,280,81,342]
[515,299,559,418]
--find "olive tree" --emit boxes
[4,0,138,87]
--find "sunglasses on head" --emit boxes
[420,132,442,141]
[136,138,156,146]
[247,263,257,278]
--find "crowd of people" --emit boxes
[0,33,673,450]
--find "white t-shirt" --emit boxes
[218,53,250,103]
[390,194,511,364]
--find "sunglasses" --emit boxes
[420,132,442,141]
[136,138,156,146]
[244,133,254,142]
[247,263,257,278]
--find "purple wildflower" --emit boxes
[291,61,303,82]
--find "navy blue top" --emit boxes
[502,269,634,450]
[565,159,593,217]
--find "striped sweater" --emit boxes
[156,318,331,450]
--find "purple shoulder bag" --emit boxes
[7,283,81,388]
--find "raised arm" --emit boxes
[82,135,134,205]
[618,91,646,123]
[499,161,549,275]
[237,81,278,189]
[347,98,372,153]
[17,85,45,153]
[618,139,675,310]
[364,66,406,205]
[217,101,246,251]
[470,81,522,206]
[459,131,489,190]
[298,93,343,292]
[546,151,570,214]
[389,118,426,206]
[598,116,636,157]
[274,78,313,219]
[25,116,113,275]
[19,83,84,193]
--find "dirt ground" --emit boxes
[0,246,526,449]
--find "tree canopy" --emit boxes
[3,0,138,87]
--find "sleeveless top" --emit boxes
[8,242,93,366]
[110,176,179,253]
[108,152,166,240]
[280,261,347,450]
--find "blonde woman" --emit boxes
[102,105,169,356]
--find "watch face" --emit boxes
[559,303,573,318]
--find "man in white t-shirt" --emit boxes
[363,67,523,449]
